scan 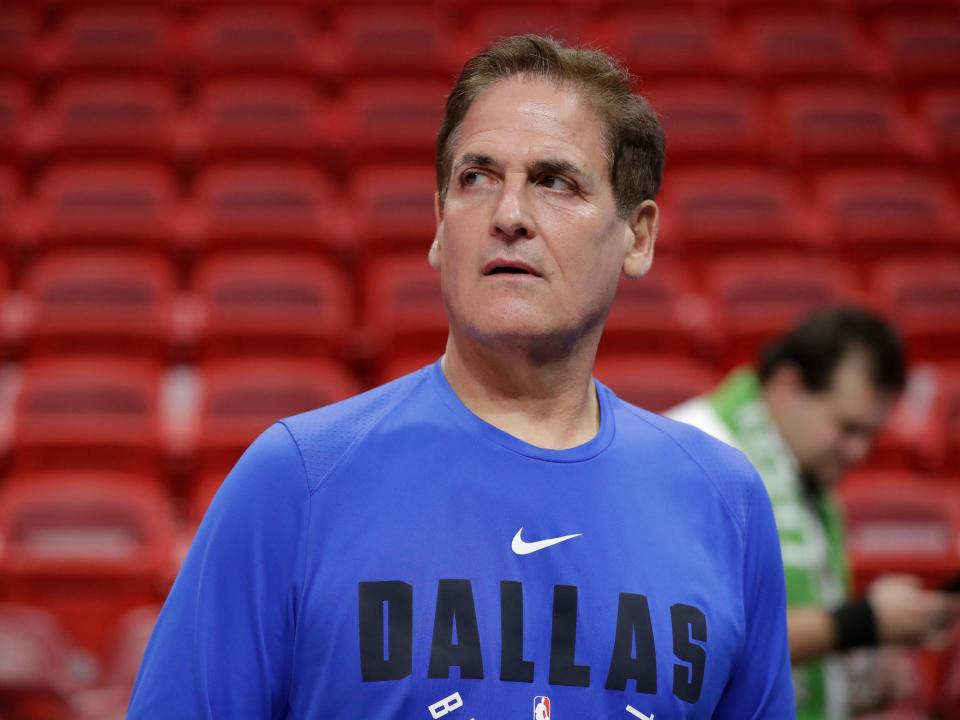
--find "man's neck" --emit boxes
[440,332,601,450]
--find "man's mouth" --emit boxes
[482,260,541,277]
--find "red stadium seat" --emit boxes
[458,6,578,59]
[188,472,223,527]
[865,363,958,473]
[195,357,359,479]
[929,619,960,720]
[103,605,159,687]
[0,167,20,246]
[592,12,737,81]
[920,90,960,175]
[0,603,93,719]
[739,13,885,85]
[707,0,837,15]
[878,17,960,90]
[816,170,960,262]
[850,0,960,20]
[593,356,720,413]
[643,83,770,165]
[378,352,438,385]
[0,81,29,161]
[877,366,960,477]
[188,6,320,76]
[590,0,704,12]
[363,254,446,367]
[339,81,447,164]
[936,366,960,473]
[601,260,705,357]
[660,167,821,260]
[195,253,353,358]
[335,7,456,80]
[775,86,933,171]
[65,604,162,720]
[190,78,332,161]
[872,258,960,362]
[11,357,165,476]
[0,475,175,661]
[43,6,177,76]
[349,164,436,255]
[34,79,180,162]
[21,252,175,359]
[839,473,960,592]
[189,163,345,254]
[26,163,178,252]
[707,256,860,368]
[0,7,37,75]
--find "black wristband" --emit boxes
[831,598,878,651]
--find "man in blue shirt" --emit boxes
[129,35,794,718]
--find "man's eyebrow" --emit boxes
[452,154,588,180]
[528,159,586,179]
[454,153,497,171]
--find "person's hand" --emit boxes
[868,575,958,647]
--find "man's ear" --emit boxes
[428,191,443,269]
[622,199,659,279]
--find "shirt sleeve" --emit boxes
[128,422,310,719]
[714,471,796,719]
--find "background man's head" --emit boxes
[760,307,907,489]
[429,35,667,357]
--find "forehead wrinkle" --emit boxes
[448,79,613,196]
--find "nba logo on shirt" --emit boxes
[533,696,551,720]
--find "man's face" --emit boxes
[776,352,895,489]
[430,77,655,353]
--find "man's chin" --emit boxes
[459,319,582,359]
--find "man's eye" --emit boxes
[539,174,574,192]
[461,171,490,187]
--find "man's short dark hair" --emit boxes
[435,34,666,218]
[758,307,907,394]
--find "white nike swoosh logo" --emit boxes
[511,527,582,555]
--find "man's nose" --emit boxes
[490,175,536,241]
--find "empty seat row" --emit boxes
[0,77,445,165]
[0,473,172,666]
[0,251,956,368]
[2,79,959,173]
[0,253,354,362]
[840,471,960,591]
[2,5,957,87]
[3,356,358,479]
[2,352,959,484]
[3,0,959,13]
[3,464,959,653]
[0,163,957,261]
[367,253,960,367]
[0,602,159,719]
[658,166,960,261]
[5,351,960,473]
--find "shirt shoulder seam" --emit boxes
[273,420,313,712]
[278,373,427,497]
[621,403,748,539]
